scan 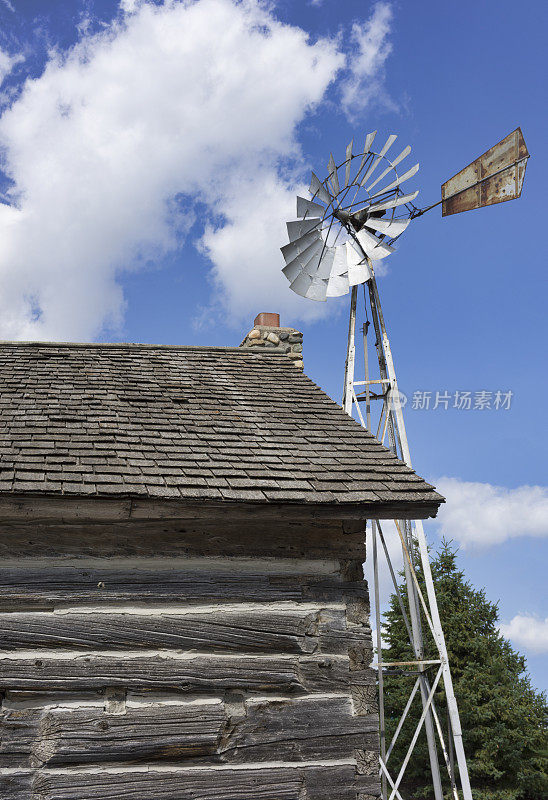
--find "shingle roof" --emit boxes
[0,342,443,513]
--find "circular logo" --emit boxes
[387,389,407,410]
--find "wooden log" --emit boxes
[0,708,40,766]
[316,609,372,655]
[0,696,101,767]
[0,770,32,799]
[30,764,362,799]
[32,701,227,766]
[0,565,366,607]
[9,696,377,768]
[0,520,367,560]
[0,608,321,653]
[222,696,378,764]
[0,653,350,692]
[0,607,367,655]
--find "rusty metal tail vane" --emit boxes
[413,127,529,219]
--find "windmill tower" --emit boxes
[280,128,529,800]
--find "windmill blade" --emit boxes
[326,273,350,297]
[346,242,371,285]
[303,248,325,277]
[282,237,323,279]
[282,259,305,283]
[354,131,378,185]
[389,144,411,169]
[354,227,383,257]
[371,163,419,199]
[290,271,313,298]
[331,243,348,276]
[348,262,371,285]
[286,241,333,285]
[296,197,326,219]
[344,140,353,188]
[365,145,412,192]
[378,134,398,157]
[328,153,340,195]
[309,172,332,205]
[281,230,321,264]
[286,217,321,242]
[305,277,328,302]
[364,130,377,153]
[368,190,419,214]
[355,130,378,178]
[364,217,411,237]
[315,246,335,279]
[355,227,395,259]
[360,134,397,187]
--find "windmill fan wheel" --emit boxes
[281,132,420,301]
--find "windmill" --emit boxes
[281,128,529,800]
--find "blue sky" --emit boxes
[0,0,546,692]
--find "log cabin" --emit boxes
[0,315,443,799]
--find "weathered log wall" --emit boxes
[0,519,379,799]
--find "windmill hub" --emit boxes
[332,207,371,231]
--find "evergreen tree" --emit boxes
[382,539,548,800]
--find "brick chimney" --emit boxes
[240,313,303,369]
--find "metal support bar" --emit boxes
[380,759,406,800]
[376,660,442,668]
[362,296,372,431]
[343,285,358,415]
[385,678,421,763]
[377,522,415,646]
[372,521,387,800]
[354,379,390,386]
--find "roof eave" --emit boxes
[0,493,443,525]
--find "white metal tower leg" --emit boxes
[372,521,388,800]
[343,285,358,415]
[342,258,473,800]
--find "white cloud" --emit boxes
[341,2,395,118]
[200,169,346,325]
[433,477,548,549]
[119,0,141,11]
[499,615,548,655]
[0,0,396,341]
[0,47,21,87]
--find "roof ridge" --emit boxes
[0,341,288,354]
